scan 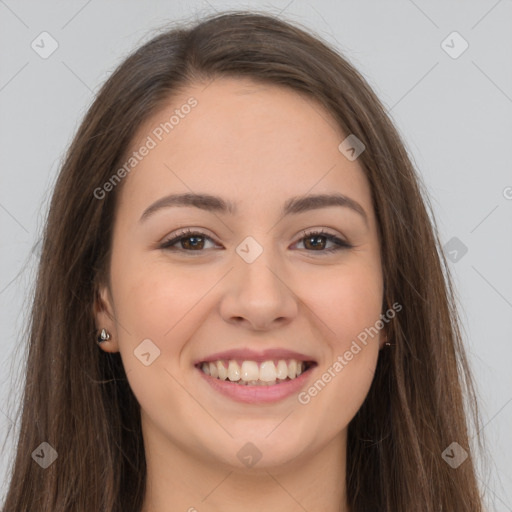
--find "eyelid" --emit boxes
[159,227,352,253]
[293,228,352,251]
[159,227,220,249]
[296,227,343,241]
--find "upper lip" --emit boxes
[194,348,317,365]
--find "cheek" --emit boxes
[301,344,379,443]
[293,259,382,421]
[111,262,209,427]
[296,258,383,344]
[128,274,192,327]
[111,258,209,368]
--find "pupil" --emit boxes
[184,236,203,249]
[306,235,325,250]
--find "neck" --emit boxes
[140,419,349,512]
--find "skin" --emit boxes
[94,77,386,512]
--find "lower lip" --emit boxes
[197,366,315,404]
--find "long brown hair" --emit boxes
[1,10,484,511]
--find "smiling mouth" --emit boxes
[196,359,316,386]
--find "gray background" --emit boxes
[1,0,511,509]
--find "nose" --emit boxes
[219,245,298,331]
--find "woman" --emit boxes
[1,10,484,512]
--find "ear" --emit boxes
[93,283,120,353]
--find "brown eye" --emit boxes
[303,234,328,250]
[179,234,205,250]
[160,230,216,251]
[159,228,352,254]
[295,230,352,253]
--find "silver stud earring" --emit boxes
[96,328,111,344]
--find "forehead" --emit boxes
[116,77,375,225]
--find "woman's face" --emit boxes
[95,77,384,472]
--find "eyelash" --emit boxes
[159,228,352,254]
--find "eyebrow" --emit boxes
[139,192,368,226]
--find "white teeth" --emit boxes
[209,361,218,378]
[260,361,277,382]
[241,361,259,381]
[288,360,297,379]
[276,360,288,379]
[200,358,312,384]
[228,361,241,382]
[217,361,228,380]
